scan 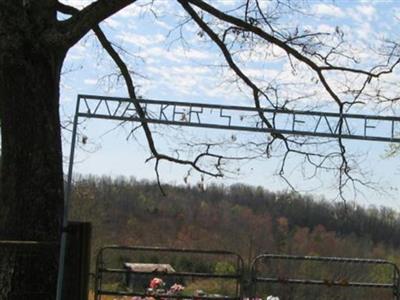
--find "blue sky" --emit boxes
[60,0,400,208]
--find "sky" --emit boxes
[59,0,400,209]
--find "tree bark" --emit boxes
[0,1,139,297]
[0,1,67,298]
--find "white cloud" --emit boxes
[143,46,214,64]
[113,5,146,18]
[313,4,345,18]
[143,64,218,97]
[355,22,373,40]
[316,24,335,33]
[154,19,173,30]
[66,42,88,61]
[117,32,165,47]
[84,79,97,85]
[347,5,376,23]
[237,44,287,64]
[214,0,240,8]
[395,8,400,19]
[173,47,214,60]
[103,18,122,29]
[241,68,280,80]
[146,65,210,77]
[356,5,376,21]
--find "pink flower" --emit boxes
[169,283,185,294]
[149,277,164,289]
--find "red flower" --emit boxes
[149,277,164,289]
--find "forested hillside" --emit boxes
[69,175,400,265]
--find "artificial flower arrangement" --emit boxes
[131,277,185,299]
[130,277,240,299]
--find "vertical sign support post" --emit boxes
[56,95,81,300]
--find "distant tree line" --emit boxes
[69,175,400,269]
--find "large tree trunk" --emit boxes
[0,1,66,298]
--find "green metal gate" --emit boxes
[94,246,400,299]
[94,245,244,299]
[250,254,400,300]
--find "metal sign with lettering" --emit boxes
[77,94,400,143]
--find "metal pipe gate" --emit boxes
[94,246,400,299]
[94,245,244,299]
[250,254,400,299]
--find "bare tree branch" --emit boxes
[60,0,393,200]
[57,0,136,46]
[58,2,245,190]
[184,0,399,106]
[176,0,389,201]
[178,0,283,141]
